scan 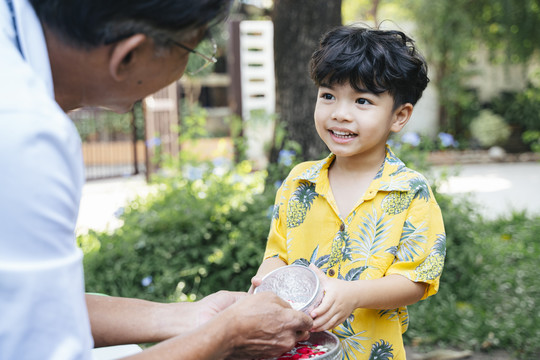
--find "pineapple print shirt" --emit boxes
[264,146,446,360]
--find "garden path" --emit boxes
[77,161,540,234]
[434,161,540,219]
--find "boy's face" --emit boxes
[314,82,410,162]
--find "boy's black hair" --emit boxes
[29,0,233,49]
[310,25,429,107]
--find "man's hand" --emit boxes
[194,290,246,326]
[223,292,313,359]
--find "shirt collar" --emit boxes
[371,146,411,192]
[11,0,54,96]
[293,153,335,183]
[294,145,411,192]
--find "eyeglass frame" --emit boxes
[171,35,217,75]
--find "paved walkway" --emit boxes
[434,161,540,219]
[77,174,151,235]
[77,161,540,234]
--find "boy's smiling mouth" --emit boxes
[329,129,357,139]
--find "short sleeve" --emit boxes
[386,194,446,300]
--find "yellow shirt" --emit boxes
[264,146,446,360]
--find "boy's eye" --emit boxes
[321,93,335,100]
[356,98,371,105]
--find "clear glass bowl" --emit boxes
[254,264,323,314]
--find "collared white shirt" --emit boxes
[0,0,93,358]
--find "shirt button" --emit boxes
[339,223,345,231]
[328,269,336,276]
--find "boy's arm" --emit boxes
[248,256,287,293]
[309,265,426,332]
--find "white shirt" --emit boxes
[0,0,93,358]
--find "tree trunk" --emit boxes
[271,0,342,162]
[370,0,381,25]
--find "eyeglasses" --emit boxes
[172,35,217,75]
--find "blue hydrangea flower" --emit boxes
[185,165,204,181]
[278,149,295,166]
[438,132,458,148]
[114,207,124,218]
[141,276,153,287]
[401,132,421,147]
[145,137,161,148]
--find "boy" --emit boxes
[251,25,446,359]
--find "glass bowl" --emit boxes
[254,264,323,314]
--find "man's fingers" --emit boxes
[223,290,247,303]
[296,330,311,342]
[286,307,313,330]
[224,292,316,360]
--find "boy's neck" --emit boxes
[328,148,386,217]
[331,146,386,176]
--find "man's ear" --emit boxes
[109,34,147,82]
[390,103,413,133]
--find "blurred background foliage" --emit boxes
[79,0,540,358]
[306,0,540,157]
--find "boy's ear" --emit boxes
[109,34,148,82]
[390,103,413,133]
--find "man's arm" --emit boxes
[88,291,313,359]
[87,292,244,347]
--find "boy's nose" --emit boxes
[331,105,353,121]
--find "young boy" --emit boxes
[251,25,446,359]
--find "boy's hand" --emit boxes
[308,264,357,332]
[248,257,287,294]
[247,275,263,294]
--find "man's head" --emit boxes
[309,25,429,109]
[30,0,233,112]
[29,0,231,49]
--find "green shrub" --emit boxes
[405,196,540,358]
[81,160,274,302]
[490,85,540,133]
[470,109,511,147]
[522,130,540,154]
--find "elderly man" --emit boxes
[0,0,312,359]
